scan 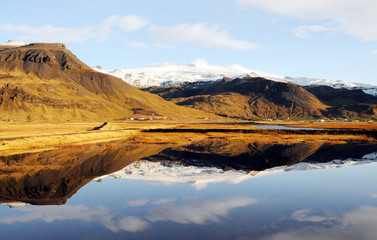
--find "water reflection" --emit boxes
[146,196,258,224]
[0,204,149,233]
[262,206,377,240]
[100,141,377,188]
[0,196,258,233]
[0,142,166,205]
[0,139,377,239]
[253,124,321,130]
[1,140,376,205]
[142,140,377,171]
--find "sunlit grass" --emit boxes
[0,121,375,156]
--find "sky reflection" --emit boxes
[0,142,376,239]
[147,196,258,224]
[0,196,258,234]
[263,206,377,240]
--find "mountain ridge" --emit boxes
[93,60,377,97]
[0,43,216,122]
[144,77,327,119]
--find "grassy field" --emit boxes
[0,120,376,156]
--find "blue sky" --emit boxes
[1,0,377,85]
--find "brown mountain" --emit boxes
[304,85,377,119]
[144,77,327,119]
[0,43,213,122]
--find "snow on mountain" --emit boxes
[93,59,280,88]
[0,201,29,208]
[0,40,27,47]
[93,59,377,96]
[95,152,377,189]
[279,76,377,96]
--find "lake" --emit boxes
[253,124,322,130]
[0,140,376,240]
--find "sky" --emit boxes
[1,0,377,85]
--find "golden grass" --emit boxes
[0,129,139,156]
[0,120,375,156]
[131,131,374,145]
[253,120,377,129]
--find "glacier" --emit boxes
[93,59,377,96]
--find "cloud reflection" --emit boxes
[291,209,336,223]
[0,205,148,233]
[152,198,176,205]
[263,206,377,240]
[370,193,377,198]
[147,196,258,224]
[0,196,257,233]
[127,198,149,207]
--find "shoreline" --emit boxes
[0,121,376,156]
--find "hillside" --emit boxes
[144,77,327,119]
[305,85,377,119]
[0,43,214,122]
[94,61,377,97]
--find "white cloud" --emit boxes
[148,23,257,51]
[0,23,93,43]
[147,196,258,224]
[116,15,148,32]
[101,15,148,32]
[128,41,149,48]
[237,0,377,41]
[0,15,148,43]
[152,43,175,49]
[127,198,149,207]
[293,25,336,38]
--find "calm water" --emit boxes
[0,140,376,240]
[253,124,322,130]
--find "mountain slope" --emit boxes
[0,43,214,122]
[144,77,327,119]
[304,85,377,119]
[94,60,377,97]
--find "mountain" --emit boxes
[143,77,327,119]
[304,85,377,119]
[143,76,377,120]
[93,59,277,88]
[282,76,377,96]
[93,60,377,96]
[0,43,213,122]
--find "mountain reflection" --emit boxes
[0,140,376,205]
[144,140,377,172]
[0,142,166,205]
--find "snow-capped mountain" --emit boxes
[93,59,279,88]
[0,40,27,47]
[95,152,377,189]
[280,76,377,96]
[93,59,377,96]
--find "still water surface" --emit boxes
[253,124,321,130]
[0,140,376,240]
